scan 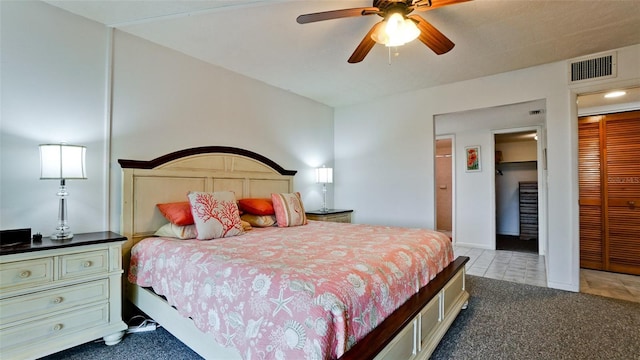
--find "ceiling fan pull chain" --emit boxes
[388,47,401,65]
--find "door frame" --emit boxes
[435,134,456,244]
[492,125,547,255]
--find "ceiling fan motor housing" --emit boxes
[373,0,414,17]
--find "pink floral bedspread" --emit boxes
[129,221,454,360]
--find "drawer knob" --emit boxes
[83,261,92,268]
[19,270,31,278]
[53,297,63,304]
[53,323,63,331]
[629,201,636,206]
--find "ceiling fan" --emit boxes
[297,0,470,63]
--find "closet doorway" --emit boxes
[494,129,540,254]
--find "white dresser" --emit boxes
[0,232,127,359]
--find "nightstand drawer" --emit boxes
[0,279,109,324]
[0,257,54,292]
[306,209,353,223]
[60,250,109,279]
[317,213,351,223]
[0,303,109,352]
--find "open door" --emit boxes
[435,137,453,240]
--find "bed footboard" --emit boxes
[339,256,470,360]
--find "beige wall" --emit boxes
[0,1,335,236]
[1,1,109,234]
[108,30,335,231]
[335,44,640,291]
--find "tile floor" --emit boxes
[454,245,640,303]
[454,245,547,287]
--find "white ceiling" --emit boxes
[45,0,640,108]
[577,86,640,109]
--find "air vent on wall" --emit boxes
[568,52,616,84]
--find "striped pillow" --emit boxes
[271,192,307,227]
[154,223,198,239]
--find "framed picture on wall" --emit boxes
[465,146,481,172]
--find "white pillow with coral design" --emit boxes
[187,191,244,240]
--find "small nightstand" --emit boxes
[306,209,353,223]
[0,232,128,360]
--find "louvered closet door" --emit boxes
[580,111,640,275]
[578,116,604,269]
[604,111,640,275]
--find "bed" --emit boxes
[119,146,469,360]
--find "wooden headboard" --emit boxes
[118,146,296,257]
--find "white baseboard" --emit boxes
[547,280,579,292]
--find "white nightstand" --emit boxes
[0,232,127,359]
[306,209,353,223]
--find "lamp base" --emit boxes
[52,179,73,241]
[51,231,73,240]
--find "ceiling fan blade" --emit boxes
[348,22,383,64]
[297,7,379,24]
[414,0,472,11]
[408,15,454,55]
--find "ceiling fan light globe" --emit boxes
[385,13,405,41]
[371,13,420,47]
[386,37,407,47]
[371,20,390,44]
[401,19,420,43]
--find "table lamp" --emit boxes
[315,166,333,213]
[39,144,87,240]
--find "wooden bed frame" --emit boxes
[119,146,469,360]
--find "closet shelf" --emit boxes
[497,160,537,165]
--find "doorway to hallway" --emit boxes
[435,137,453,240]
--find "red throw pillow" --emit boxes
[238,198,275,215]
[157,201,194,226]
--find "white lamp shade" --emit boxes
[39,144,87,179]
[316,167,333,184]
